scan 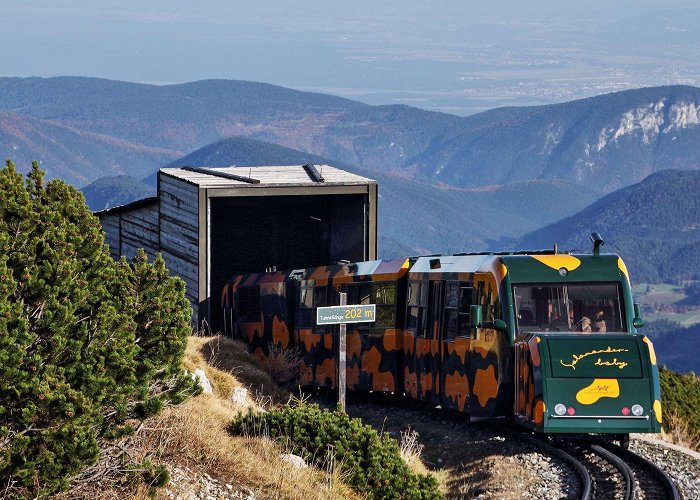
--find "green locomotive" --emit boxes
[222,236,662,438]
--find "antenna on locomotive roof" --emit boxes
[553,243,558,254]
[590,232,604,255]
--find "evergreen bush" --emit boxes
[659,367,700,441]
[229,403,443,499]
[0,161,197,496]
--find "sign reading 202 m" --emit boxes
[316,305,376,325]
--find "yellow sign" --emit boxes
[560,346,629,370]
[576,378,620,405]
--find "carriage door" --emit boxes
[470,276,501,417]
[441,281,473,412]
[424,280,443,404]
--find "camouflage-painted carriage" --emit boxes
[222,251,662,436]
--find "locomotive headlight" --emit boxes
[558,267,568,277]
[631,404,644,416]
[554,403,567,416]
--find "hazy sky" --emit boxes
[2,1,699,113]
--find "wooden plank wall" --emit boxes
[99,205,159,261]
[158,173,200,321]
[101,214,121,260]
[120,204,159,261]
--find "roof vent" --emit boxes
[430,258,441,269]
[303,164,325,183]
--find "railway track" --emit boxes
[537,436,681,500]
[329,393,682,499]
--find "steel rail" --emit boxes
[602,443,680,500]
[589,444,635,500]
[519,433,592,500]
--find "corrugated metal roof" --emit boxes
[160,164,375,188]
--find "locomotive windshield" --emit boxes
[513,283,625,333]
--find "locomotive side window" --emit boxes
[444,282,473,340]
[513,283,625,333]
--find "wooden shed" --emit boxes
[96,165,377,328]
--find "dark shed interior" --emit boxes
[209,193,368,329]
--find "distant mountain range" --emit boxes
[2,77,700,195]
[94,136,598,257]
[504,170,700,283]
[4,76,700,284]
[82,175,155,212]
[0,110,177,185]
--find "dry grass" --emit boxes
[399,427,428,475]
[62,336,357,499]
[192,335,292,405]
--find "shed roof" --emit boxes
[93,196,158,216]
[160,164,375,188]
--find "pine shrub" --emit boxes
[0,161,197,496]
[659,367,700,441]
[229,403,443,499]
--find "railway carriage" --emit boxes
[221,244,662,437]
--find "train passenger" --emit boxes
[593,310,607,332]
[581,316,592,332]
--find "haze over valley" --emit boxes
[3,1,700,114]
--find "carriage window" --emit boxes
[313,286,327,307]
[406,280,428,337]
[298,286,314,328]
[345,282,397,330]
[374,282,396,327]
[444,282,473,340]
[513,283,625,333]
[300,287,313,309]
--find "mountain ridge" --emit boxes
[3,76,700,193]
[82,136,599,258]
[502,169,700,283]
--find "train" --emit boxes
[221,235,662,440]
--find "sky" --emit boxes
[2,0,699,114]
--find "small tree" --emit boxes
[118,250,196,417]
[0,161,196,496]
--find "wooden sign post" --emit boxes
[338,292,347,412]
[316,296,376,412]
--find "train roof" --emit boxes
[410,254,495,275]
[301,258,410,283]
[408,253,628,284]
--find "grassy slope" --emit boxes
[63,336,357,499]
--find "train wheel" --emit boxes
[619,434,630,449]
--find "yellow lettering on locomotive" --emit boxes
[594,357,628,369]
[560,346,629,370]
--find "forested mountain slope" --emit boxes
[504,170,700,283]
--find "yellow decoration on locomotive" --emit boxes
[576,378,620,405]
[653,400,662,423]
[531,254,581,272]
